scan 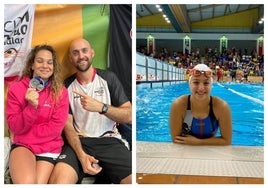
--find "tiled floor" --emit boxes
[136,141,264,184]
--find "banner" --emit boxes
[4,4,35,83]
[220,35,228,54]
[183,35,191,55]
[147,35,155,55]
[257,37,263,56]
[109,5,132,102]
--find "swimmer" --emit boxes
[169,64,232,145]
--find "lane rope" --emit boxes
[217,83,264,105]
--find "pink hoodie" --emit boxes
[6,77,69,154]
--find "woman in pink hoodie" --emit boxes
[6,44,69,184]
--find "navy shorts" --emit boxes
[10,144,57,165]
[56,137,132,184]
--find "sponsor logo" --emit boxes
[94,87,104,96]
[58,154,67,160]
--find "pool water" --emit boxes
[136,82,264,146]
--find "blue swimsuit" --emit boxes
[182,95,219,138]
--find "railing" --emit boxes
[136,52,186,88]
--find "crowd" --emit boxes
[137,45,264,83]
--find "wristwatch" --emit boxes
[100,104,108,114]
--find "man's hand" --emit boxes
[73,90,102,112]
[79,153,102,175]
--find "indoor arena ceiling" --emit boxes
[136,4,264,34]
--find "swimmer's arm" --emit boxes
[170,96,187,142]
[174,135,230,145]
[215,100,232,145]
[173,99,232,146]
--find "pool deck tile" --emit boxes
[136,141,264,184]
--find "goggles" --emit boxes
[190,69,212,78]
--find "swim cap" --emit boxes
[189,64,213,83]
[193,64,211,72]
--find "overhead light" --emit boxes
[157,5,170,24]
[258,16,264,24]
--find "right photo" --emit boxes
[136,4,264,184]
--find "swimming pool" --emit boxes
[136,82,264,146]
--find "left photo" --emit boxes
[4,4,132,184]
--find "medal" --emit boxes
[29,76,45,92]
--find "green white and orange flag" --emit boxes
[4,4,132,100]
[4,4,110,82]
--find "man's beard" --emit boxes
[76,59,91,72]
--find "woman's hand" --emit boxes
[174,135,200,145]
[25,88,39,107]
